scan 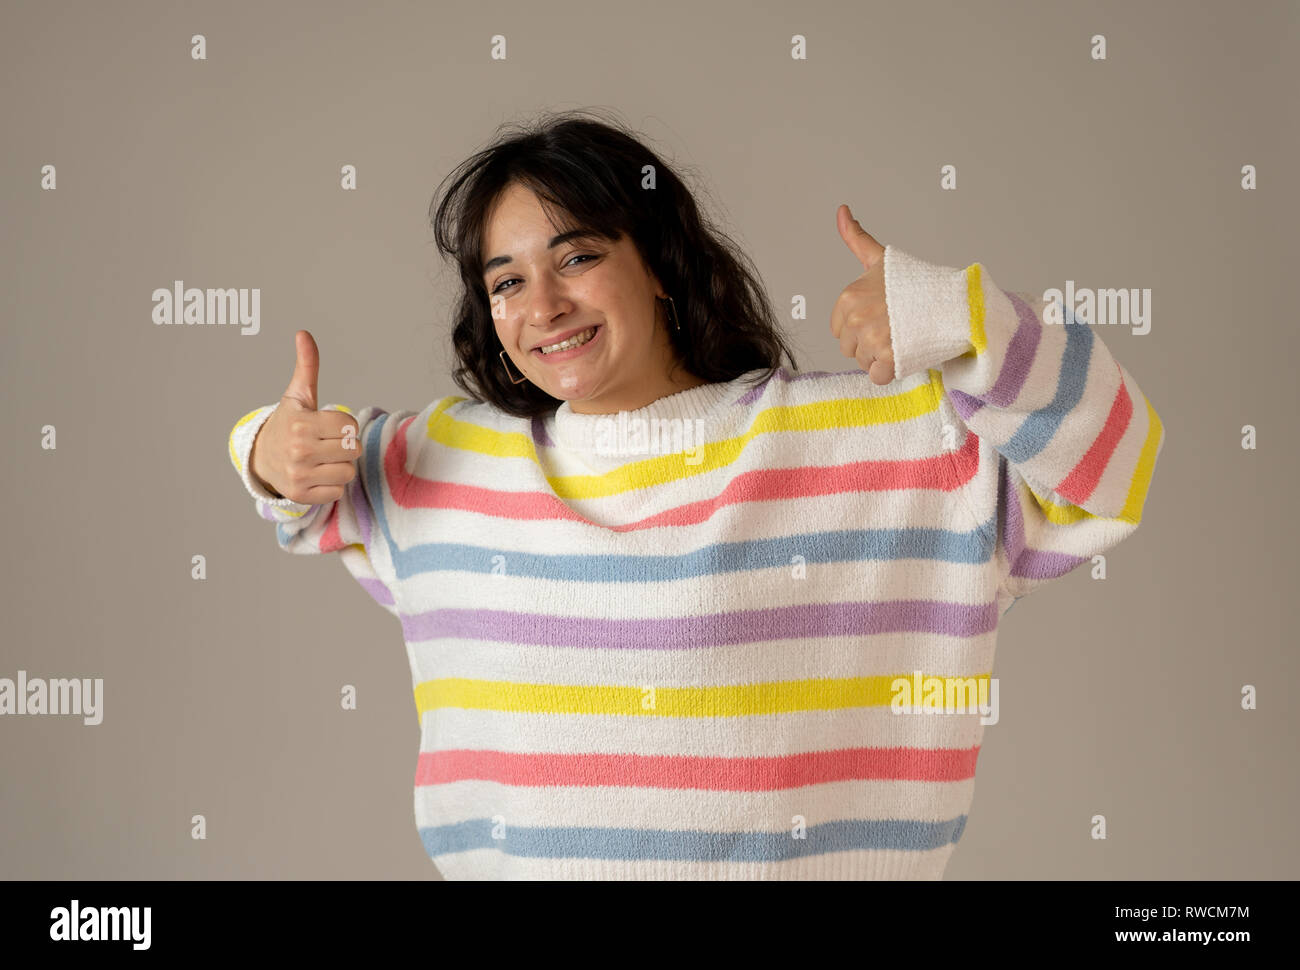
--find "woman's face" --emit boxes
[481,181,675,412]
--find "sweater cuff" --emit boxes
[883,245,979,382]
[228,403,312,512]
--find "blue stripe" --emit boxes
[363,412,400,553]
[420,815,967,862]
[391,521,996,582]
[1001,306,1094,465]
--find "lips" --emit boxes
[531,324,599,352]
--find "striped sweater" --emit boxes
[227,245,1165,880]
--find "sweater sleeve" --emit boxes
[227,402,413,618]
[882,245,1167,604]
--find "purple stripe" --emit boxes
[531,413,555,448]
[399,599,1000,646]
[949,388,984,424]
[921,290,1041,425]
[1009,548,1090,581]
[999,456,1088,581]
[1000,457,1026,565]
[357,577,395,606]
[982,291,1041,408]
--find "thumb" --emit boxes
[282,329,319,411]
[836,204,885,272]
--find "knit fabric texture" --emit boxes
[227,245,1166,879]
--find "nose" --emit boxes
[527,269,575,329]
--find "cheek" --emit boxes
[493,308,520,345]
[592,282,649,337]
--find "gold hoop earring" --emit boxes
[499,349,527,384]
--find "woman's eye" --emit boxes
[491,254,597,295]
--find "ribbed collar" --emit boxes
[547,375,751,455]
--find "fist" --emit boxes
[830,204,895,385]
[249,330,360,505]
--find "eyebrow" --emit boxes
[482,229,600,277]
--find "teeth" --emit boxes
[539,327,596,355]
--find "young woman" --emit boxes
[228,108,1165,880]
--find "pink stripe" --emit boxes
[386,424,983,532]
[319,503,345,552]
[415,745,981,790]
[1057,361,1132,506]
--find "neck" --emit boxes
[568,366,709,415]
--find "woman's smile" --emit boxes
[532,323,603,360]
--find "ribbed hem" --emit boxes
[230,404,301,507]
[883,245,975,382]
[228,401,350,511]
[432,847,952,881]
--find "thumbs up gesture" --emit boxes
[831,204,895,385]
[249,330,360,504]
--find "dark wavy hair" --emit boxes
[428,107,799,418]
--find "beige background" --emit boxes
[1,0,1296,880]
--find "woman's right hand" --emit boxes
[249,330,361,505]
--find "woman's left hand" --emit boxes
[831,204,895,385]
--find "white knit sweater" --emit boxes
[227,245,1166,879]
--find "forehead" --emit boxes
[484,184,567,248]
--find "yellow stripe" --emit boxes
[426,385,943,500]
[1016,396,1164,527]
[965,263,988,356]
[1118,395,1164,525]
[1024,484,1093,525]
[425,394,530,456]
[228,407,264,470]
[414,672,992,721]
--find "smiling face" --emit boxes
[481,181,702,414]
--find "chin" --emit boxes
[540,370,595,400]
